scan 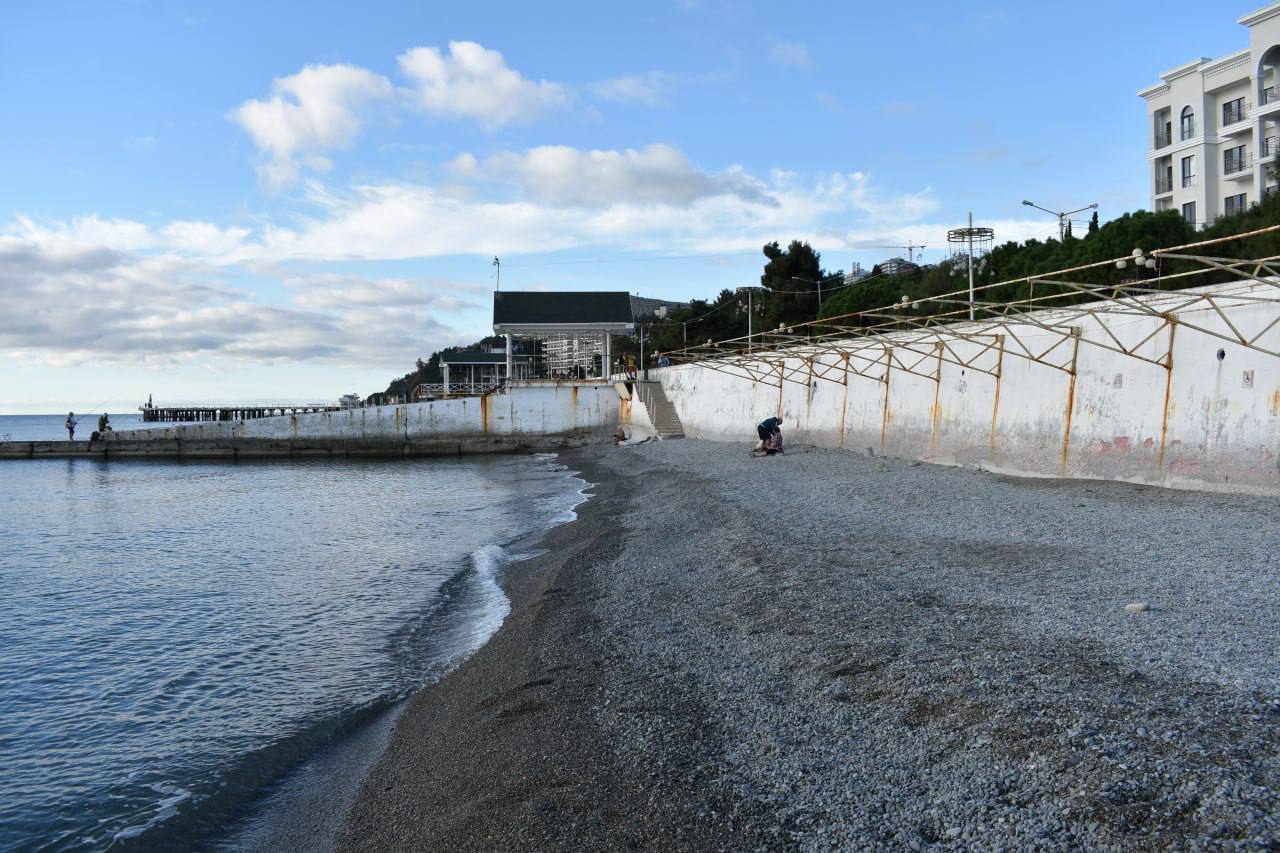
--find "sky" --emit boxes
[0,0,1257,412]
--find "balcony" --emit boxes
[1222,103,1252,133]
[1155,175,1173,194]
[1264,137,1280,159]
[1265,87,1279,105]
[1154,130,1173,149]
[1224,152,1254,178]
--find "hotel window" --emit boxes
[1180,106,1195,140]
[1223,97,1247,126]
[1181,155,1195,187]
[1224,193,1247,216]
[1224,145,1247,174]
[1182,201,1197,226]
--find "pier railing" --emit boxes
[139,404,343,423]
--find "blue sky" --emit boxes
[0,0,1255,412]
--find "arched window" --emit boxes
[1180,106,1195,140]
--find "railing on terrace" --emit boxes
[1155,130,1172,149]
[1224,103,1252,125]
[1225,152,1254,175]
[1264,86,1279,105]
[413,381,500,400]
[1265,137,1279,158]
[1155,175,1173,194]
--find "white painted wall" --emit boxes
[109,382,620,443]
[656,281,1280,493]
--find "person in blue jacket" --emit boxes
[756,415,783,450]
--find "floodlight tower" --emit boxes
[947,213,995,321]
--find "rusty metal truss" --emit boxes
[669,224,1280,389]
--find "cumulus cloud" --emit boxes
[769,41,811,68]
[0,231,462,368]
[245,160,966,261]
[398,41,566,127]
[447,143,777,208]
[285,273,476,312]
[230,63,393,188]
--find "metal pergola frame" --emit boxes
[668,224,1280,393]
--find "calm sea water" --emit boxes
[0,415,588,852]
[0,413,159,441]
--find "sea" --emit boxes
[0,414,590,852]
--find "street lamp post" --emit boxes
[736,286,763,351]
[791,273,845,308]
[1021,199,1099,241]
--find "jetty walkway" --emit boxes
[140,403,342,423]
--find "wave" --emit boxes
[100,455,592,852]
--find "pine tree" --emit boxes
[1088,210,1100,236]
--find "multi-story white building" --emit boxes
[1139,3,1280,227]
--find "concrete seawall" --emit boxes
[656,280,1280,494]
[0,382,622,461]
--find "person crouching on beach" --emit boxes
[65,412,77,440]
[755,414,782,453]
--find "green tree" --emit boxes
[758,240,833,329]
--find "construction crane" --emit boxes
[858,241,928,265]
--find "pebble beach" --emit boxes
[335,440,1280,850]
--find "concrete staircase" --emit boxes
[635,381,685,439]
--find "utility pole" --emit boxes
[1021,200,1098,242]
[967,212,975,322]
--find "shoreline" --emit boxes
[334,445,782,851]
[217,453,593,853]
[332,440,1280,849]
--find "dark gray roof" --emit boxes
[439,350,532,364]
[493,291,634,326]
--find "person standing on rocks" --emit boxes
[65,412,77,440]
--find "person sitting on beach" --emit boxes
[755,415,782,453]
[65,412,77,440]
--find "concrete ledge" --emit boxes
[0,434,599,461]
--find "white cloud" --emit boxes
[230,63,393,188]
[285,273,476,312]
[591,71,675,106]
[0,230,463,368]
[161,221,253,257]
[245,161,963,261]
[398,41,566,127]
[447,143,777,208]
[769,41,811,68]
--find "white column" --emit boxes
[442,362,450,398]
[505,334,513,386]
[602,332,611,379]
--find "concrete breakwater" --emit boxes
[657,279,1280,494]
[0,382,624,460]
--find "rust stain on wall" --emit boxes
[480,394,489,433]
